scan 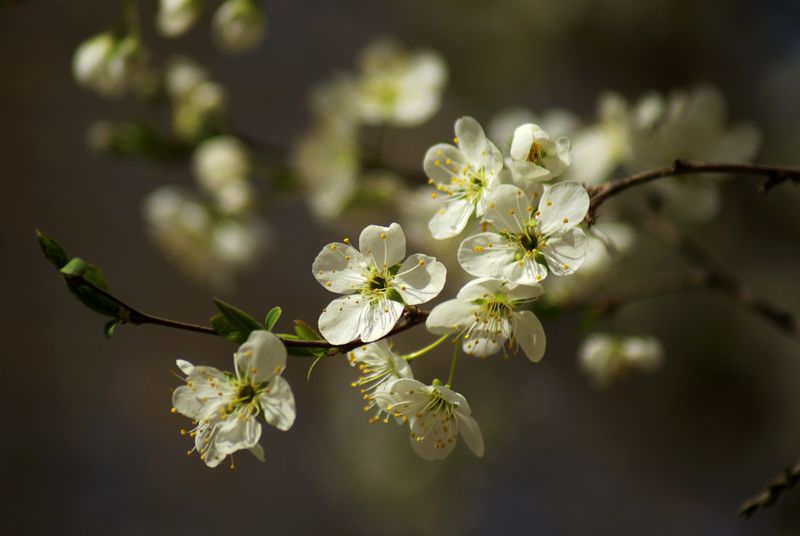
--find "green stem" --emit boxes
[403,334,449,361]
[446,343,460,387]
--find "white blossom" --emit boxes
[353,39,447,127]
[72,32,141,98]
[488,107,578,148]
[579,333,663,388]
[157,0,201,37]
[373,379,484,460]
[424,117,504,239]
[212,0,266,53]
[313,223,446,345]
[164,56,209,99]
[172,80,227,141]
[426,278,546,362]
[348,340,414,424]
[458,182,589,285]
[171,330,296,468]
[192,136,253,215]
[507,123,571,188]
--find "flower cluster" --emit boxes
[157,0,266,53]
[578,333,664,388]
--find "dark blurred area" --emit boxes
[2,0,800,534]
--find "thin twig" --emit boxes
[586,160,800,224]
[740,461,800,518]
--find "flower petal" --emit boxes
[172,385,205,420]
[258,375,296,431]
[502,255,549,285]
[512,310,546,362]
[312,243,368,294]
[235,330,287,385]
[463,329,505,358]
[458,232,517,279]
[428,198,473,240]
[394,254,447,305]
[455,116,488,163]
[215,414,262,454]
[426,299,478,335]
[540,227,588,275]
[423,143,467,184]
[359,222,406,268]
[484,184,530,234]
[455,412,484,458]
[318,295,370,345]
[537,182,590,235]
[409,413,458,461]
[249,443,266,463]
[358,297,405,343]
[176,359,194,375]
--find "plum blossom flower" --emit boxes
[426,278,546,362]
[171,330,296,468]
[424,117,504,239]
[353,39,447,127]
[458,182,589,285]
[157,0,201,37]
[348,340,413,424]
[507,123,571,188]
[212,0,267,53]
[579,333,664,388]
[373,379,484,460]
[313,223,446,345]
[72,32,142,98]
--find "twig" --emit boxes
[740,461,800,518]
[65,272,429,354]
[586,160,800,224]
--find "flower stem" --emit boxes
[403,334,449,361]
[446,343,460,387]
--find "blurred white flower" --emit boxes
[309,75,362,131]
[508,123,572,187]
[164,55,209,99]
[348,340,414,424]
[313,223,446,345]
[192,135,253,215]
[425,116,504,239]
[353,39,447,127]
[426,277,546,361]
[579,333,663,388]
[373,379,484,460]
[72,32,141,98]
[619,86,761,220]
[488,107,578,148]
[143,186,270,290]
[172,330,295,468]
[172,80,227,141]
[292,123,360,220]
[212,0,266,53]
[157,0,201,37]
[458,182,589,285]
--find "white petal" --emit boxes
[455,116,488,163]
[458,232,517,279]
[172,385,205,420]
[359,222,406,268]
[258,375,296,431]
[455,411,484,457]
[537,182,590,235]
[235,330,287,384]
[249,443,266,463]
[429,198,473,240]
[502,255,549,285]
[513,310,546,362]
[176,359,194,375]
[504,282,544,302]
[463,329,506,358]
[318,295,370,345]
[540,227,588,275]
[215,414,262,454]
[195,422,225,468]
[409,412,458,461]
[423,144,467,184]
[393,254,446,305]
[484,184,530,234]
[456,277,505,300]
[358,297,405,343]
[312,243,368,294]
[426,299,478,335]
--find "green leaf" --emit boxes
[306,354,324,381]
[60,258,120,317]
[293,319,322,341]
[36,229,69,269]
[210,299,263,344]
[264,306,282,331]
[104,319,121,339]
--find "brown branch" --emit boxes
[586,160,800,224]
[640,209,800,343]
[740,461,800,518]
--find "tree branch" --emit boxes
[740,461,800,518]
[586,160,800,224]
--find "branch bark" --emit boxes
[740,461,800,518]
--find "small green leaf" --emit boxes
[104,319,121,339]
[306,354,325,381]
[36,229,69,269]
[210,299,262,343]
[60,258,120,317]
[293,319,322,341]
[264,306,282,331]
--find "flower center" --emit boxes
[527,142,544,165]
[369,273,389,290]
[236,383,257,404]
[519,231,539,252]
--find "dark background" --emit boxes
[2,0,800,534]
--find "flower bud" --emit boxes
[211,0,266,53]
[157,0,202,37]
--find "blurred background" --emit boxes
[2,0,800,534]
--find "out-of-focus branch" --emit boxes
[640,209,800,343]
[586,160,800,224]
[740,461,800,518]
